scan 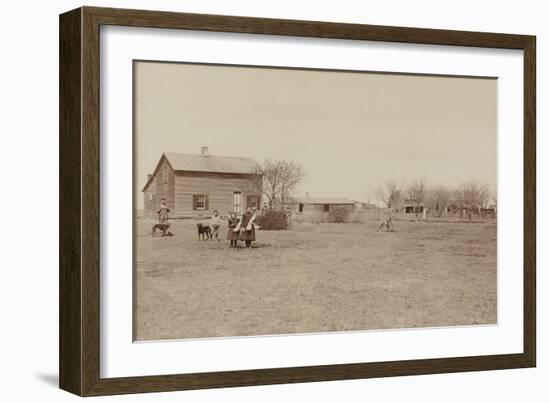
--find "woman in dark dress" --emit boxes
[239,207,257,248]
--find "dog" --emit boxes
[152,223,173,237]
[197,223,212,240]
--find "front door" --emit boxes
[233,192,242,213]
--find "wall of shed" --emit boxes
[286,203,355,213]
[287,204,357,224]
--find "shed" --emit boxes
[284,197,356,213]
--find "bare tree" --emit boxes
[250,161,277,209]
[250,159,305,210]
[455,181,490,218]
[407,179,427,219]
[278,160,306,206]
[427,185,451,218]
[377,180,403,210]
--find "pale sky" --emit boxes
[134,61,496,208]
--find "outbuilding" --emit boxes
[284,196,356,213]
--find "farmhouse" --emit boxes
[284,196,356,213]
[142,148,262,218]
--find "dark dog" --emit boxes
[197,223,212,240]
[152,223,173,237]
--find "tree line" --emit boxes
[373,179,495,218]
[247,159,495,220]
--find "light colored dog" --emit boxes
[379,210,397,232]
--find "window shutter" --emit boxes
[205,195,209,210]
[193,195,197,210]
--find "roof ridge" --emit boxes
[163,151,255,160]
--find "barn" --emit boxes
[142,148,262,218]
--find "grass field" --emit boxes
[135,218,497,341]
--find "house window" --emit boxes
[233,192,242,213]
[299,204,304,212]
[148,193,153,201]
[324,204,330,212]
[246,194,259,209]
[193,194,208,210]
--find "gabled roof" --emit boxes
[287,197,355,205]
[142,152,258,191]
[164,152,258,174]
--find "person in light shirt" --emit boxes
[210,209,222,241]
[156,198,170,224]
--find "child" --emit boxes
[210,210,221,241]
[226,211,239,248]
[240,207,257,248]
[157,198,170,224]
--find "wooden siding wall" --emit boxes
[143,158,175,217]
[143,179,154,216]
[174,172,260,217]
[288,203,355,213]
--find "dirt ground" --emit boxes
[134,218,497,341]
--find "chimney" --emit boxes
[306,192,310,200]
[201,146,209,156]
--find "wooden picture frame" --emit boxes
[59,6,536,396]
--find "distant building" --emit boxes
[404,204,425,214]
[284,196,356,213]
[142,147,262,218]
[353,200,377,210]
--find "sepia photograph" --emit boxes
[133,60,497,342]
